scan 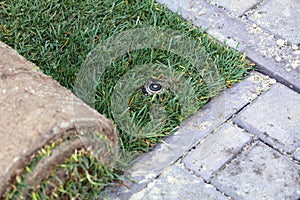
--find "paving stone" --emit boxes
[207,0,261,17]
[129,165,229,200]
[248,0,300,44]
[234,83,300,154]
[211,142,300,200]
[183,123,252,181]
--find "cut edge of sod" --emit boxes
[1,0,253,198]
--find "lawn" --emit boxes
[0,0,252,199]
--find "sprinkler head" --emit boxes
[149,83,162,92]
[142,79,163,96]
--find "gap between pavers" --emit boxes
[211,141,300,199]
[233,83,300,157]
[156,0,300,93]
[182,122,253,181]
[205,0,262,17]
[128,164,229,200]
[107,72,276,199]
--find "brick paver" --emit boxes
[183,122,252,181]
[130,165,228,200]
[206,0,260,17]
[234,83,300,155]
[211,142,300,199]
[248,0,300,44]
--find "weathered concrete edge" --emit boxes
[156,0,300,93]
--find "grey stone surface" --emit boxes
[294,148,300,162]
[293,148,300,162]
[183,122,252,181]
[211,142,300,200]
[248,0,300,44]
[129,165,229,200]
[108,73,275,199]
[234,83,300,154]
[207,0,261,17]
[157,0,300,92]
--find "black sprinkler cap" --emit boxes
[149,83,162,92]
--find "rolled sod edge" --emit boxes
[0,41,119,196]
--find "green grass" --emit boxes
[0,0,252,199]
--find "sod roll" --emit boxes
[0,41,119,196]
